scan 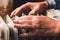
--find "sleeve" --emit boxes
[46,0,56,9]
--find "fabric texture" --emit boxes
[46,0,56,9]
[46,0,60,10]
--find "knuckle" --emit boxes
[16,20,19,23]
[36,5,40,9]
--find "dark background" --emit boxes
[13,0,43,9]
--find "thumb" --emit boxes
[28,6,40,15]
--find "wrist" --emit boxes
[55,21,60,35]
[42,1,48,9]
[39,16,58,36]
[38,16,60,36]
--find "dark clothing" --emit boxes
[13,0,42,9]
[13,0,60,10]
[46,0,60,10]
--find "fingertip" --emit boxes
[28,11,37,15]
[11,17,15,20]
[13,20,17,23]
[10,14,13,18]
[10,14,15,18]
[10,10,17,18]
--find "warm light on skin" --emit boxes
[10,1,48,17]
[13,16,60,37]
[55,21,60,34]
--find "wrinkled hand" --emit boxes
[13,16,57,37]
[10,1,48,17]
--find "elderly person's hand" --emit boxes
[10,1,48,17]
[13,16,60,37]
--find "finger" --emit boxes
[19,30,37,37]
[13,19,31,24]
[11,17,15,20]
[10,8,20,18]
[13,20,23,24]
[14,23,32,29]
[10,4,29,17]
[13,19,33,29]
[28,6,40,15]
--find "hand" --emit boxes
[10,1,48,17]
[13,16,58,37]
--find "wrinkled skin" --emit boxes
[10,1,48,17]
[11,1,60,38]
[13,16,59,37]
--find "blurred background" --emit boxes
[0,0,60,40]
